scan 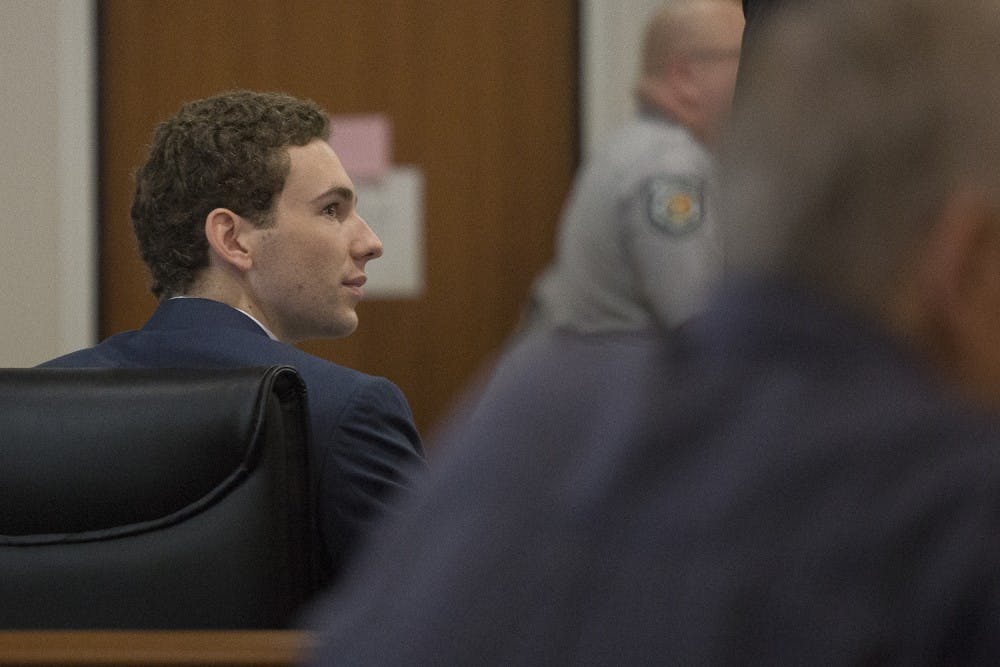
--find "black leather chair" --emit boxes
[0,366,322,629]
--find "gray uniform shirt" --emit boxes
[525,113,722,333]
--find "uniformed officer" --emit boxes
[524,0,744,334]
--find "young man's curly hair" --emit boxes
[130,90,331,299]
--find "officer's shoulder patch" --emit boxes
[645,176,704,236]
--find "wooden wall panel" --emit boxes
[99,0,577,439]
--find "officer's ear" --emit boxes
[639,58,697,121]
[204,208,256,273]
[669,56,700,100]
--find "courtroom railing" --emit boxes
[0,631,316,667]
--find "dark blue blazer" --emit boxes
[40,297,423,580]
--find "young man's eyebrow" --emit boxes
[312,186,356,205]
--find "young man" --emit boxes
[42,90,423,582]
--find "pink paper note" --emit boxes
[328,114,393,180]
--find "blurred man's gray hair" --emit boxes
[720,0,1000,317]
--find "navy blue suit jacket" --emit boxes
[41,297,423,580]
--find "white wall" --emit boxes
[0,0,95,366]
[580,0,664,158]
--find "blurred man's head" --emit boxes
[720,0,1000,407]
[636,0,745,148]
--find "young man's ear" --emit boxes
[204,208,255,272]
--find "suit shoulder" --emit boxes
[279,347,408,404]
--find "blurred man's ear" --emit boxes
[204,208,255,272]
[916,191,1000,406]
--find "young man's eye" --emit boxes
[323,202,339,217]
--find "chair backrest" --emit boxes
[0,366,321,629]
